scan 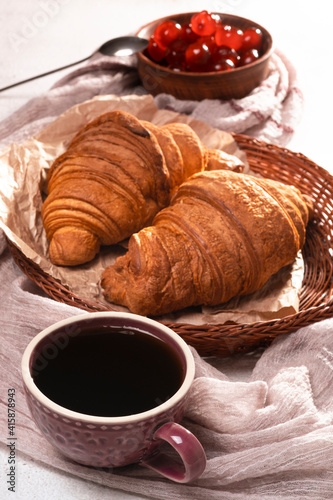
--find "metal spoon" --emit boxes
[0,36,148,92]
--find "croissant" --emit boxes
[42,110,244,266]
[101,170,313,317]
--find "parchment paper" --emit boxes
[0,93,303,324]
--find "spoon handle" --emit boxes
[0,55,91,92]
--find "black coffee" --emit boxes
[32,326,184,417]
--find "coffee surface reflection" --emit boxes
[32,327,184,417]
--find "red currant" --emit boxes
[199,35,217,54]
[191,10,218,37]
[165,39,188,70]
[211,13,222,29]
[153,20,181,49]
[185,39,211,71]
[212,59,235,72]
[241,28,263,53]
[147,35,166,62]
[215,25,244,51]
[212,45,240,67]
[239,49,259,66]
[180,22,199,44]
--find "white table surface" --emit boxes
[0,1,332,499]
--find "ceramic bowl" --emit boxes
[136,12,273,101]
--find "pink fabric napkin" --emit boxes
[1,49,331,499]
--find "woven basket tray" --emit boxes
[7,133,333,356]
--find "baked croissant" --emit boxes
[42,110,244,266]
[101,170,313,317]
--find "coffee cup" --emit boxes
[21,312,206,483]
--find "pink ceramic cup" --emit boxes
[21,312,206,483]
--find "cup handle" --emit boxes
[140,422,206,483]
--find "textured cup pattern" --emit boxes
[25,387,187,467]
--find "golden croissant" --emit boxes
[41,110,244,266]
[101,170,313,317]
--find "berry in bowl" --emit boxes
[136,11,273,100]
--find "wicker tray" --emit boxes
[7,133,333,356]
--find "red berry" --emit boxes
[215,25,244,51]
[212,45,240,67]
[212,59,235,72]
[185,39,211,71]
[165,39,188,70]
[191,10,218,37]
[153,20,181,49]
[180,22,199,44]
[147,35,166,62]
[211,13,222,29]
[147,15,264,73]
[241,27,263,52]
[199,35,217,54]
[239,49,259,66]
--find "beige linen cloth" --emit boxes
[1,51,333,499]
